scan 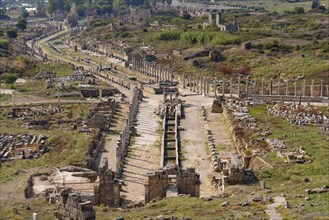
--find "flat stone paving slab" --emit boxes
[120,97,161,204]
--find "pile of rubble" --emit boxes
[56,188,96,220]
[226,99,270,135]
[286,147,311,163]
[0,133,49,162]
[267,103,329,126]
[224,99,271,157]
[305,186,329,194]
[8,105,64,120]
[201,106,220,172]
[265,138,286,151]
[33,70,56,80]
[57,69,91,83]
[265,138,311,163]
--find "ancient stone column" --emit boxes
[196,77,199,93]
[189,75,192,91]
[245,77,248,97]
[194,75,197,91]
[237,76,241,95]
[261,78,264,95]
[222,79,225,96]
[183,73,186,88]
[277,80,281,96]
[214,78,217,97]
[320,80,323,97]
[303,79,306,96]
[311,79,315,97]
[99,88,102,102]
[230,78,233,97]
[294,81,297,97]
[286,80,289,96]
[253,80,256,95]
[270,79,273,96]
[206,78,209,95]
[116,145,120,173]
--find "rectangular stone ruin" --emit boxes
[80,89,119,98]
[144,167,201,204]
[94,158,121,207]
[56,188,96,220]
[83,99,119,131]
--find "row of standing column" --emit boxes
[182,74,328,98]
[130,57,173,83]
[182,73,234,97]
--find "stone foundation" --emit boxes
[56,188,96,220]
[144,167,201,204]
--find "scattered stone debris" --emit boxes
[286,147,311,163]
[305,186,329,194]
[268,103,329,126]
[7,105,64,120]
[201,106,220,172]
[0,133,49,162]
[224,99,271,157]
[57,69,91,83]
[265,138,286,151]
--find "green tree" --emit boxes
[0,38,9,50]
[16,19,27,30]
[4,74,18,85]
[293,7,305,14]
[21,10,29,18]
[6,29,17,38]
[47,0,66,14]
[113,0,127,10]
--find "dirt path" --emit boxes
[265,196,288,220]
[120,96,161,204]
[207,108,236,158]
[179,90,218,197]
[0,91,98,106]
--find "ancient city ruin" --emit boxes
[0,0,328,219]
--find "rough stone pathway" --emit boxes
[265,196,288,220]
[120,96,161,203]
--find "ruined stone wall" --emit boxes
[56,188,96,220]
[144,168,201,204]
[176,168,201,197]
[94,159,120,207]
[84,99,119,131]
[144,171,169,203]
[116,88,143,177]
